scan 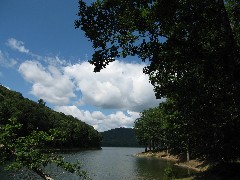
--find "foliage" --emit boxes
[76,0,240,162]
[0,118,89,179]
[163,166,176,180]
[134,107,166,151]
[0,85,102,149]
[101,127,140,147]
[0,85,101,179]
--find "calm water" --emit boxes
[1,147,194,180]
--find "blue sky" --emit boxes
[0,0,162,131]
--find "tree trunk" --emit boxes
[149,141,152,151]
[33,167,53,180]
[186,148,190,161]
[152,140,155,151]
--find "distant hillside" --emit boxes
[0,85,101,148]
[101,127,141,147]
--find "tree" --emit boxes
[0,85,102,149]
[0,85,102,179]
[134,107,166,151]
[101,128,139,147]
[134,100,192,160]
[0,118,88,180]
[38,99,46,107]
[158,99,194,161]
[75,0,240,162]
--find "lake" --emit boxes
[1,147,195,179]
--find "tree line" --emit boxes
[0,85,101,179]
[101,127,141,147]
[76,0,240,163]
[0,85,101,148]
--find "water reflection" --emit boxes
[0,147,195,180]
[134,157,171,179]
[134,157,193,179]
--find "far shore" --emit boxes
[43,147,102,152]
[134,151,209,172]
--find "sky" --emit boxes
[0,0,163,132]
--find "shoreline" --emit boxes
[134,151,209,172]
[43,147,102,152]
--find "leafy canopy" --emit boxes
[0,118,89,180]
[76,0,240,162]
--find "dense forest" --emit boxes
[0,85,101,149]
[0,84,101,179]
[76,0,240,164]
[101,127,140,147]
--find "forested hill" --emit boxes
[0,85,101,148]
[101,127,141,147]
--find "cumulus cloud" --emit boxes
[54,105,140,132]
[18,59,162,131]
[0,50,17,67]
[6,38,30,54]
[3,37,162,131]
[18,59,162,111]
[18,61,76,105]
[64,60,162,112]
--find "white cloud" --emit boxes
[44,56,69,66]
[3,37,162,131]
[64,60,162,112]
[18,60,76,105]
[18,59,162,131]
[0,50,17,67]
[18,59,162,111]
[54,105,140,132]
[6,38,30,54]
[1,85,10,90]
[6,38,68,67]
